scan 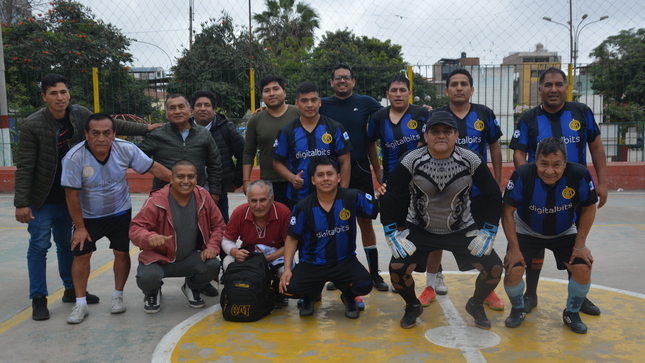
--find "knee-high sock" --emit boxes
[524,268,541,296]
[364,246,379,276]
[504,280,525,309]
[472,272,498,305]
[566,279,590,313]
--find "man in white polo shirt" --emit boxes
[62,113,170,324]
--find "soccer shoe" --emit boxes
[466,298,491,330]
[326,282,338,290]
[563,309,588,334]
[418,286,437,307]
[400,304,423,329]
[32,295,49,321]
[504,307,526,328]
[297,294,321,307]
[523,294,538,314]
[372,274,390,291]
[579,297,601,315]
[483,291,505,310]
[341,294,360,319]
[110,296,126,314]
[144,289,161,314]
[354,296,365,311]
[275,294,289,307]
[200,282,219,297]
[299,299,315,317]
[435,272,448,295]
[182,283,205,308]
[67,304,89,324]
[62,289,100,304]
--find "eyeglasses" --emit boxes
[333,76,352,81]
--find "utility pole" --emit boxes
[189,0,194,49]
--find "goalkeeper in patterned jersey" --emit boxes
[379,111,503,329]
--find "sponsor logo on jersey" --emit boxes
[385,134,421,149]
[295,148,331,159]
[474,119,485,131]
[562,135,581,144]
[339,208,351,220]
[529,203,573,214]
[343,132,349,141]
[322,132,333,144]
[457,135,482,145]
[562,187,576,199]
[273,139,279,148]
[513,129,521,139]
[407,120,418,129]
[316,224,350,238]
[82,166,94,178]
[506,179,515,190]
[290,216,296,225]
[569,119,581,131]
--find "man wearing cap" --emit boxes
[379,111,503,329]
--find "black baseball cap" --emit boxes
[425,111,458,130]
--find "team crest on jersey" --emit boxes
[407,120,418,130]
[569,119,581,131]
[474,120,485,131]
[562,187,576,199]
[273,139,279,147]
[290,216,296,225]
[82,166,94,178]
[339,208,351,220]
[513,129,521,139]
[506,180,514,190]
[322,132,333,144]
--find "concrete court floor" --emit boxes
[0,190,643,362]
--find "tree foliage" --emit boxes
[588,28,645,105]
[2,1,154,116]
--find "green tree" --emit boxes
[169,13,274,118]
[588,28,645,105]
[2,1,155,116]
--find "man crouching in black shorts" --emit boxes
[502,137,597,333]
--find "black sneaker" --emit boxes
[372,274,390,292]
[563,309,588,334]
[62,288,100,304]
[182,283,205,308]
[326,282,338,291]
[579,297,601,315]
[340,294,360,319]
[32,295,49,321]
[275,294,289,308]
[400,304,423,329]
[523,294,538,314]
[144,289,161,314]
[200,282,219,297]
[466,298,491,330]
[297,294,321,307]
[505,307,526,328]
[299,298,315,317]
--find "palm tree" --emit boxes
[253,0,320,57]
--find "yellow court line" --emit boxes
[0,247,139,335]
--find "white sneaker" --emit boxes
[67,304,89,324]
[110,296,126,314]
[435,272,449,295]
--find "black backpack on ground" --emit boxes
[220,252,276,322]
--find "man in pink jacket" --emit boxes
[129,160,225,313]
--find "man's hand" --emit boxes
[291,170,304,189]
[596,184,608,209]
[570,246,593,267]
[503,249,526,274]
[375,182,387,199]
[210,193,220,205]
[227,184,238,193]
[201,248,218,262]
[383,223,416,258]
[422,105,433,111]
[71,228,92,251]
[234,248,250,262]
[242,180,251,195]
[252,106,267,115]
[467,223,498,257]
[15,207,34,223]
[279,269,292,294]
[146,123,163,132]
[148,234,172,247]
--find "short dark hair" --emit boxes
[172,159,196,173]
[312,156,339,174]
[536,136,567,161]
[165,94,190,109]
[295,81,319,98]
[539,67,567,86]
[84,113,115,132]
[260,75,286,91]
[248,179,274,198]
[331,63,354,79]
[190,90,217,109]
[40,73,69,94]
[387,75,410,90]
[446,68,473,88]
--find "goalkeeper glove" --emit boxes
[383,223,416,259]
[467,222,498,257]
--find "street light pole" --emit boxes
[573,15,609,82]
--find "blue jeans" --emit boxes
[217,192,230,224]
[27,204,74,298]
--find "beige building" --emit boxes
[502,44,561,106]
[432,52,480,94]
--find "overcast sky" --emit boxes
[73,0,644,76]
